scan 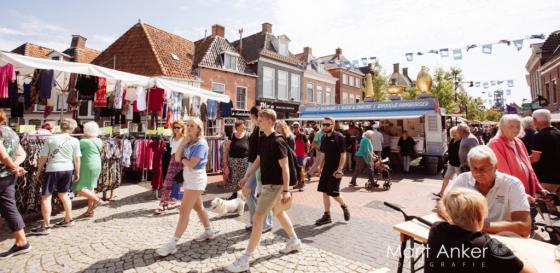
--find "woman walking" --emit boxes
[275,120,295,150]
[157,117,218,257]
[398,130,416,173]
[223,120,249,200]
[155,120,185,214]
[350,130,375,187]
[74,122,104,219]
[434,126,461,197]
[0,110,31,258]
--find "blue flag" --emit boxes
[513,40,523,51]
[453,49,462,60]
[361,58,367,66]
[440,48,449,57]
[406,53,413,62]
[482,44,492,54]
[530,34,545,40]
[508,80,514,87]
[466,44,478,51]
[475,82,480,87]
[483,82,489,89]
[506,89,511,95]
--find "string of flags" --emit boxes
[468,80,515,89]
[404,34,545,62]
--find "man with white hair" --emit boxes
[530,109,560,195]
[448,145,531,237]
[371,124,383,157]
[457,123,479,172]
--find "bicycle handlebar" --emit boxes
[384,202,434,227]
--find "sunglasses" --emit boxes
[173,127,182,129]
[322,123,332,127]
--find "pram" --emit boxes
[365,156,392,190]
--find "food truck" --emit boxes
[296,99,447,174]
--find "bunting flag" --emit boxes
[352,60,359,68]
[497,80,504,85]
[337,63,342,68]
[530,34,545,39]
[369,57,376,63]
[482,44,492,54]
[513,40,523,51]
[483,82,489,89]
[416,52,424,56]
[506,89,511,95]
[361,58,367,66]
[488,92,493,97]
[466,44,478,51]
[406,53,414,62]
[453,49,462,60]
[491,81,496,86]
[440,48,449,57]
[508,80,514,87]
[499,40,511,46]
[475,82,480,87]
[428,50,439,54]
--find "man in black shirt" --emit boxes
[315,117,351,225]
[227,109,301,272]
[531,109,560,195]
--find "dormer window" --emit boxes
[278,41,288,56]
[221,52,238,71]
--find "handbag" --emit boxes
[173,170,184,184]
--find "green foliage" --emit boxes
[402,86,420,100]
[371,63,388,102]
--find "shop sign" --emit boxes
[301,99,437,114]
[257,100,299,113]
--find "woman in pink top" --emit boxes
[487,115,548,205]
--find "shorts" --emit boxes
[42,171,73,196]
[296,156,306,167]
[318,171,341,197]
[182,168,207,191]
[255,184,292,214]
[443,163,460,179]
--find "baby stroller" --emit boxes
[365,156,392,191]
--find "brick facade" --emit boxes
[302,77,336,105]
[329,69,363,104]
[199,68,257,110]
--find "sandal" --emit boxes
[76,211,94,220]
[154,204,168,215]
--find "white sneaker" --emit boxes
[156,239,177,257]
[225,257,250,272]
[279,238,302,254]
[195,229,219,242]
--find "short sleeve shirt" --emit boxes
[313,130,324,146]
[258,133,288,185]
[449,172,530,222]
[183,139,208,170]
[320,131,346,172]
[40,134,81,172]
[0,126,19,177]
[459,134,480,167]
[532,126,560,183]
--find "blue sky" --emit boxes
[1,0,559,105]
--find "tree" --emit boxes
[430,68,457,113]
[370,63,388,102]
[402,86,420,100]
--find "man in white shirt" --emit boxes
[371,126,383,157]
[448,145,531,237]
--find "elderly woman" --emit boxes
[223,120,249,200]
[157,117,218,257]
[73,122,104,219]
[0,110,31,258]
[520,116,536,155]
[350,130,375,187]
[427,188,536,273]
[31,119,81,235]
[488,115,547,205]
[434,126,461,197]
[155,120,185,214]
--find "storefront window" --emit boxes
[278,70,288,100]
[263,66,275,98]
[317,86,323,104]
[290,74,300,101]
[306,82,314,103]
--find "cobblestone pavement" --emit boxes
[0,169,442,273]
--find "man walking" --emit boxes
[457,123,479,173]
[531,109,560,195]
[315,117,350,225]
[226,109,301,272]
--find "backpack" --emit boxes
[271,133,299,186]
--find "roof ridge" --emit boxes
[140,23,167,76]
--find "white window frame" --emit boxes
[278,41,289,56]
[317,85,323,104]
[278,70,289,100]
[211,82,225,94]
[356,78,361,88]
[326,87,333,104]
[290,73,300,102]
[342,74,348,85]
[263,66,275,99]
[349,76,354,87]
[306,82,314,103]
[223,53,238,71]
[235,86,247,110]
[342,92,348,104]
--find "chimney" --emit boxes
[304,47,312,56]
[335,47,342,56]
[71,35,87,49]
[393,63,400,74]
[262,22,272,33]
[402,67,409,77]
[212,24,225,38]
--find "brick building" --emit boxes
[317,48,364,104]
[232,23,304,119]
[295,47,337,105]
[193,24,257,120]
[526,31,560,118]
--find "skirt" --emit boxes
[225,157,248,192]
[159,158,183,205]
[183,168,207,191]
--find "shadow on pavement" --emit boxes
[277,222,345,244]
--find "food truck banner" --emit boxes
[300,99,438,120]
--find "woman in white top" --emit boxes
[155,120,185,214]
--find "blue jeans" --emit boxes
[245,162,273,227]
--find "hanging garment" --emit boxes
[122,139,132,167]
[113,80,124,109]
[207,100,218,120]
[23,83,32,110]
[168,91,183,123]
[0,63,15,98]
[9,78,23,117]
[28,70,41,108]
[76,75,98,101]
[124,86,137,102]
[136,86,147,111]
[94,78,107,107]
[96,139,123,196]
[148,87,165,112]
[200,102,207,122]
[219,100,233,117]
[66,73,79,107]
[38,70,55,100]
[150,139,166,190]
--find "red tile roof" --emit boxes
[194,35,255,75]
[63,47,100,63]
[11,43,55,59]
[93,22,196,80]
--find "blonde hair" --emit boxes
[83,121,100,137]
[258,109,277,123]
[0,110,7,125]
[188,117,204,139]
[275,120,291,139]
[172,120,185,137]
[439,188,488,231]
[60,118,77,133]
